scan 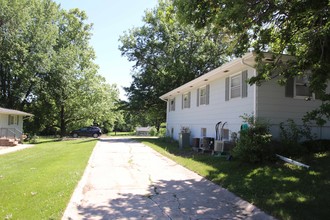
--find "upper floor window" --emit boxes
[182,92,191,109]
[285,76,313,99]
[197,85,210,106]
[230,74,241,98]
[295,76,311,97]
[200,86,207,105]
[225,70,248,101]
[169,98,175,111]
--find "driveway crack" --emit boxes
[146,185,172,220]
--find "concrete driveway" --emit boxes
[62,137,274,220]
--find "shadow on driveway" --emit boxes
[75,177,268,219]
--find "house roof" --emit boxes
[0,107,34,116]
[159,52,293,101]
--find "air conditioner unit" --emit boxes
[214,140,224,152]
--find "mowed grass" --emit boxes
[139,138,330,220]
[0,138,96,220]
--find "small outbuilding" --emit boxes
[135,127,151,136]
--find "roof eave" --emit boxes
[160,52,255,101]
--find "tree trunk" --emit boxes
[60,104,66,137]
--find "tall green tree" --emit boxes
[174,0,330,125]
[119,0,228,130]
[30,8,120,136]
[0,0,59,109]
[1,0,121,136]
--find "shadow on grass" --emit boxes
[99,138,137,143]
[138,138,330,220]
[74,178,270,219]
[99,137,159,144]
[71,138,99,144]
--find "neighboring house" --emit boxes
[0,107,33,146]
[160,52,330,145]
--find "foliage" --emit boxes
[28,135,39,144]
[119,0,228,129]
[174,0,330,124]
[303,102,330,127]
[0,0,120,136]
[0,138,96,219]
[141,138,330,220]
[232,114,273,163]
[157,127,167,137]
[149,127,158,136]
[278,119,315,156]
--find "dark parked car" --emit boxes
[71,126,102,138]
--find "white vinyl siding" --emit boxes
[258,78,329,139]
[166,68,255,141]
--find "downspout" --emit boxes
[241,57,258,118]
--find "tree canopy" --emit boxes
[0,0,120,136]
[174,0,330,125]
[119,0,228,129]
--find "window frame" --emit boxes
[230,74,241,99]
[294,76,313,99]
[182,92,191,109]
[199,86,207,105]
[169,98,175,112]
[197,85,210,106]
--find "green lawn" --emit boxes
[139,138,330,220]
[0,138,96,220]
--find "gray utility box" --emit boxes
[179,133,190,149]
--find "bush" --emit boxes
[157,127,167,137]
[278,119,314,156]
[149,127,157,136]
[28,135,39,144]
[232,115,273,163]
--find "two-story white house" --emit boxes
[160,52,330,146]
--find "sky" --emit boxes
[54,0,159,100]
